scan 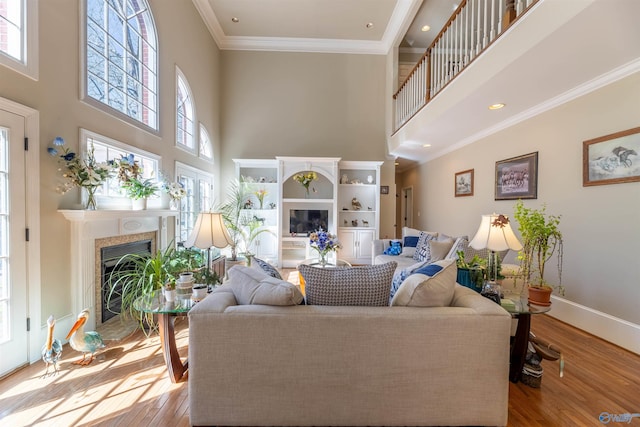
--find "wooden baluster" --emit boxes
[503,0,516,30]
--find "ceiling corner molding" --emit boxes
[191,0,226,48]
[382,0,425,54]
[218,36,388,55]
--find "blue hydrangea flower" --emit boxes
[53,136,65,146]
[47,147,58,156]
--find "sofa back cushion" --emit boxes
[391,259,457,307]
[413,231,439,261]
[226,265,303,305]
[299,262,397,306]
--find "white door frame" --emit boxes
[0,96,41,366]
[401,186,413,229]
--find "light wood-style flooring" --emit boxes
[1,313,639,426]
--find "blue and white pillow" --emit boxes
[413,231,438,262]
[252,257,282,280]
[389,259,431,301]
[384,240,402,256]
[401,235,420,257]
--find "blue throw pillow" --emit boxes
[413,263,444,277]
[403,236,419,248]
[253,257,282,280]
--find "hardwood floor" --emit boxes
[1,314,638,426]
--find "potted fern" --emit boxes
[123,178,158,210]
[513,200,564,305]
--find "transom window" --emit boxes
[84,0,158,130]
[176,67,196,152]
[0,0,38,79]
[199,123,213,160]
[81,129,160,208]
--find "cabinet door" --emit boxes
[256,231,278,262]
[356,229,375,263]
[338,230,357,260]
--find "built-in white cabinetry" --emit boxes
[234,158,382,267]
[337,161,382,265]
[233,159,280,266]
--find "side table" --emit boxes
[501,295,551,383]
[297,258,352,294]
[134,290,195,383]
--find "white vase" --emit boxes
[131,198,147,210]
[164,289,176,302]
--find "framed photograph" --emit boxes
[380,185,389,195]
[454,169,474,197]
[583,126,640,186]
[495,152,538,200]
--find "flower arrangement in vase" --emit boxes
[114,154,158,207]
[163,180,187,210]
[309,228,341,266]
[254,188,268,209]
[47,137,114,210]
[293,171,318,197]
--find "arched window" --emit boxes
[84,0,158,130]
[199,123,213,161]
[176,67,196,152]
[0,0,38,79]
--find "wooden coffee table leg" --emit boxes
[158,313,188,383]
[510,313,531,383]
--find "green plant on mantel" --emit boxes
[122,177,158,200]
[513,200,564,295]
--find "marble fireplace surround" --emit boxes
[59,209,177,331]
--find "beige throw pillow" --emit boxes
[391,259,457,307]
[226,265,304,305]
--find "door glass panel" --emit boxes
[0,127,9,344]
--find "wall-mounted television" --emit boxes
[289,209,328,235]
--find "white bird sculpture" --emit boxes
[66,309,105,365]
[42,315,63,376]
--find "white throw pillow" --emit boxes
[226,265,303,305]
[391,259,457,307]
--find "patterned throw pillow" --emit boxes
[299,262,397,306]
[413,231,438,261]
[391,260,457,307]
[445,237,469,260]
[252,257,282,280]
[389,259,430,300]
[401,235,420,257]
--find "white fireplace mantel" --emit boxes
[60,209,178,331]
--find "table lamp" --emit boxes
[469,213,522,303]
[184,212,232,274]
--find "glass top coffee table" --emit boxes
[134,290,197,383]
[500,293,552,383]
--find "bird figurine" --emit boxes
[351,197,362,211]
[41,315,63,376]
[65,309,105,366]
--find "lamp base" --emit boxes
[480,281,501,305]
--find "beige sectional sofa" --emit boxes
[188,278,511,426]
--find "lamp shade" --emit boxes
[469,214,523,252]
[184,212,232,249]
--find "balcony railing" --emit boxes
[393,0,539,132]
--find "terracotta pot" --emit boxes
[528,286,553,306]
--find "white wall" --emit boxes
[399,72,640,331]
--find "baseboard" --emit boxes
[548,295,640,355]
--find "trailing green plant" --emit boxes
[513,200,564,294]
[106,244,178,334]
[122,177,158,200]
[193,268,221,286]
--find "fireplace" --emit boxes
[100,239,152,323]
[60,209,177,331]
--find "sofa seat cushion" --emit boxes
[374,254,416,270]
[299,262,397,306]
[391,259,457,307]
[225,265,303,306]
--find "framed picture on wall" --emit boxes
[583,126,640,186]
[495,152,538,200]
[380,185,389,195]
[454,169,474,197]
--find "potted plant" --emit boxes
[123,177,158,209]
[106,244,178,334]
[513,200,564,305]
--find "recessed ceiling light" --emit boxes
[421,25,431,32]
[231,17,239,23]
[423,144,431,148]
[488,103,505,110]
[366,22,374,28]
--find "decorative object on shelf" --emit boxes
[309,228,341,266]
[469,213,523,304]
[269,202,277,209]
[243,198,254,209]
[255,188,268,209]
[293,171,318,197]
[344,219,348,226]
[380,185,389,195]
[495,152,538,200]
[352,219,358,227]
[362,219,369,227]
[367,175,374,184]
[455,169,474,197]
[351,197,362,210]
[162,179,187,210]
[341,174,348,184]
[258,176,267,183]
[47,137,115,210]
[582,126,640,187]
[513,200,564,305]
